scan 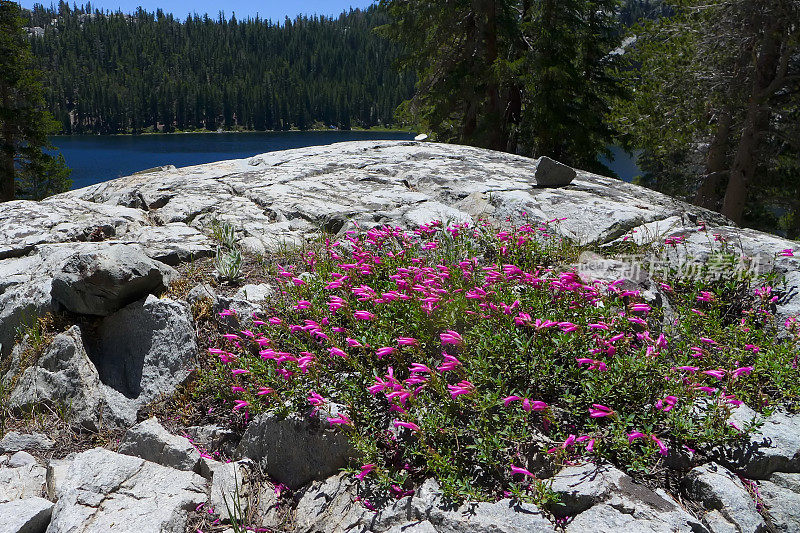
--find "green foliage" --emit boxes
[211,220,240,250]
[23,3,414,134]
[379,0,626,170]
[196,221,799,504]
[612,0,800,232]
[214,247,243,283]
[0,0,71,201]
[15,151,72,200]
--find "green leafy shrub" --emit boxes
[198,220,800,504]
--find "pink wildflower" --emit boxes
[510,465,535,477]
[437,354,461,372]
[732,366,754,378]
[356,464,375,481]
[628,431,646,443]
[409,363,433,374]
[652,435,668,456]
[308,391,326,407]
[702,369,726,380]
[393,420,420,432]
[589,404,614,418]
[440,330,464,346]
[328,415,352,426]
[376,346,397,359]
[329,347,348,358]
[448,380,475,398]
[656,396,677,412]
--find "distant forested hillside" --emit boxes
[23,3,414,134]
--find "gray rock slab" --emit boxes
[758,472,800,532]
[685,463,766,533]
[254,481,283,529]
[7,452,36,468]
[118,417,201,472]
[714,405,800,479]
[122,223,214,265]
[551,463,702,531]
[237,412,356,489]
[384,521,438,533]
[566,502,690,533]
[0,463,46,503]
[7,327,105,430]
[0,277,54,359]
[208,460,252,522]
[702,509,738,533]
[0,433,54,454]
[0,198,147,259]
[184,424,238,458]
[295,474,554,533]
[0,497,53,533]
[433,500,554,532]
[50,244,177,316]
[59,141,726,250]
[86,295,196,427]
[233,283,274,304]
[45,447,206,533]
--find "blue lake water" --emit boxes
[51,132,641,190]
[599,146,642,183]
[52,131,417,190]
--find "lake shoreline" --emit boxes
[52,127,415,138]
[51,130,420,190]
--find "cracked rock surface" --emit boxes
[45,448,206,533]
[0,141,798,533]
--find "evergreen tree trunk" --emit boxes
[482,0,503,150]
[695,110,731,210]
[722,22,785,224]
[462,11,479,141]
[0,89,15,202]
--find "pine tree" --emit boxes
[0,0,70,201]
[379,0,625,169]
[615,0,800,228]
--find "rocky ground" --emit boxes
[0,141,798,532]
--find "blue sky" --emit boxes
[22,0,377,21]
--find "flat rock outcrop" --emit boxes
[0,141,798,532]
[46,448,206,533]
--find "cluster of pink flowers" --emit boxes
[202,218,795,500]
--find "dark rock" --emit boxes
[713,405,800,479]
[531,156,577,188]
[86,295,197,426]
